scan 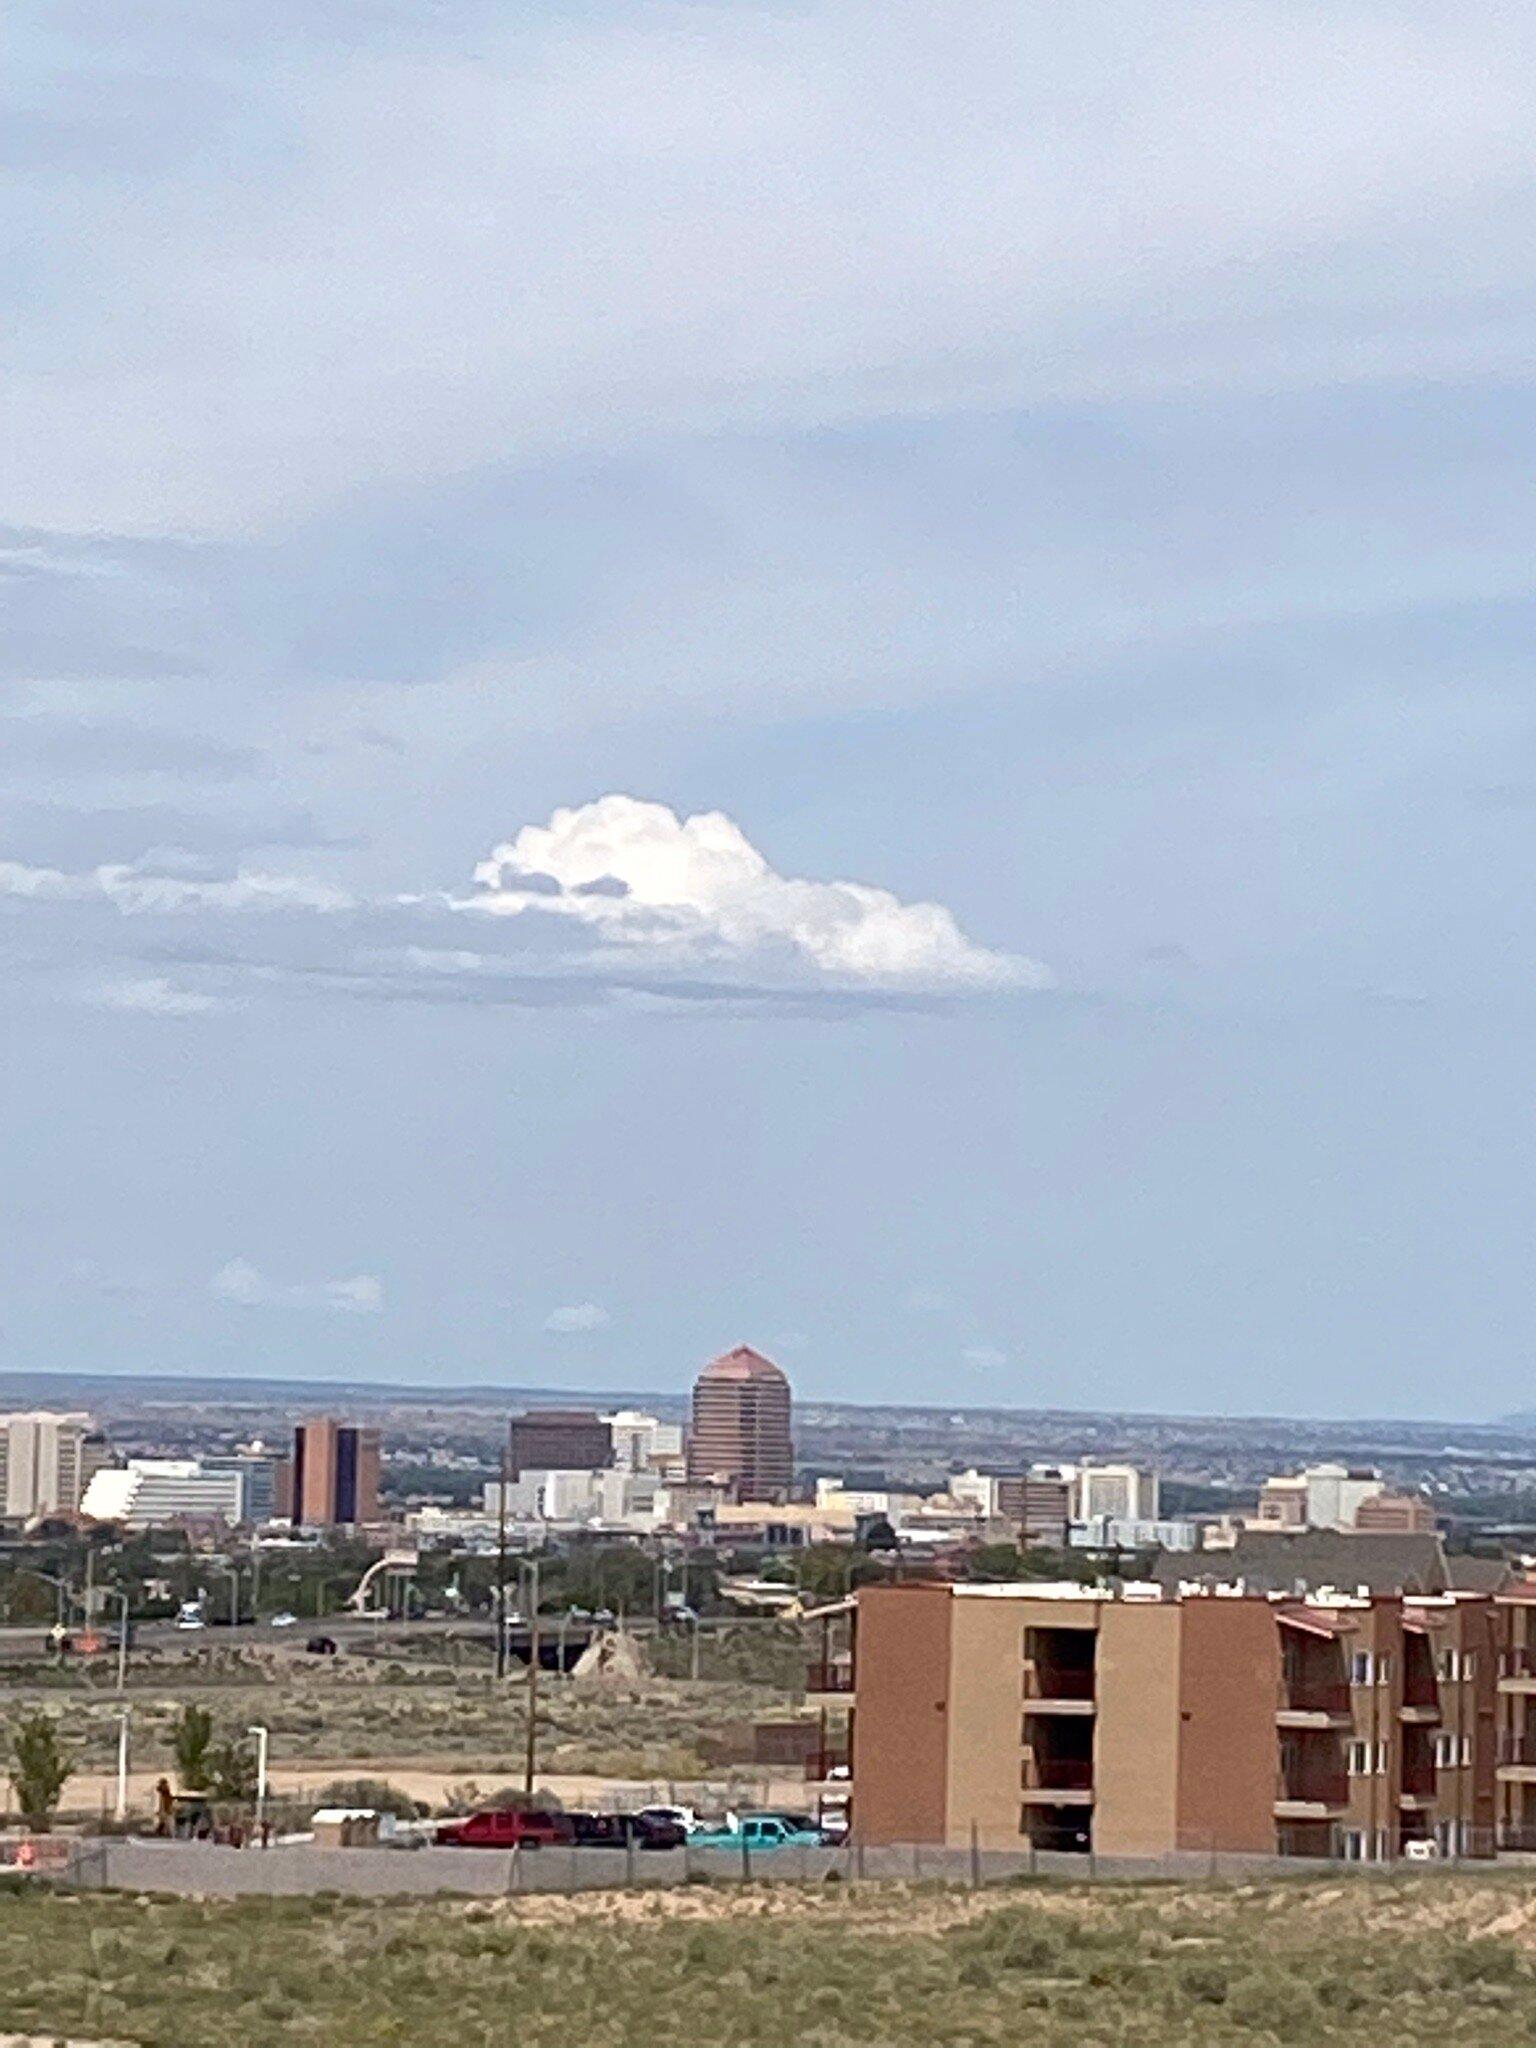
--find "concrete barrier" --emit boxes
[58,1835,1488,1901]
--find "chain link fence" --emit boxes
[48,1827,1518,1900]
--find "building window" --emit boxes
[1376,1654,1392,1686]
[1374,1740,1390,1774]
[1350,1652,1372,1685]
[1347,1740,1370,1776]
[1461,1733,1472,1767]
[1343,1830,1365,1861]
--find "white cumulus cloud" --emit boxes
[472,795,1041,991]
[211,1259,384,1315]
[1,795,1045,1009]
[543,1302,611,1333]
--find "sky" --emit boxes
[4,1,1536,1420]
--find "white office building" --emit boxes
[604,1410,685,1475]
[81,1460,243,1529]
[1074,1462,1160,1524]
[0,1411,107,1520]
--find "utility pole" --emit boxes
[522,1556,541,1797]
[495,1430,510,1682]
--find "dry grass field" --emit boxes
[4,1870,1536,2045]
[1,1632,810,1820]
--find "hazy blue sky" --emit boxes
[5,2,1536,1418]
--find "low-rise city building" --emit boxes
[81,1458,244,1529]
[1255,1462,1387,1532]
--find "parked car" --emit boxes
[568,1811,687,1851]
[269,1611,297,1629]
[689,1813,826,1852]
[304,1634,339,1655]
[436,1808,573,1849]
[636,1803,698,1836]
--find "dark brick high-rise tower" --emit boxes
[686,1345,793,1501]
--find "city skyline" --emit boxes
[6,4,1536,1420]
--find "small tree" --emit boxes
[9,1712,71,1831]
[208,1735,257,1803]
[171,1703,215,1791]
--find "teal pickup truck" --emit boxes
[689,1813,826,1851]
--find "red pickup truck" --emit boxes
[436,1808,573,1849]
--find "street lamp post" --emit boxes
[215,1563,240,1629]
[247,1724,269,1838]
[114,1705,131,1824]
[520,1557,541,1797]
[495,1430,510,1682]
[107,1588,131,1693]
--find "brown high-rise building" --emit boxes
[507,1409,613,1478]
[284,1419,381,1527]
[686,1345,793,1501]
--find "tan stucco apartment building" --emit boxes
[850,1581,1501,1860]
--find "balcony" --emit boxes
[1399,1699,1442,1725]
[1274,1769,1348,1820]
[1023,1626,1096,1716]
[1023,1757,1093,1792]
[1276,1679,1352,1730]
[1500,1651,1536,1694]
[1498,1736,1536,1781]
[1021,1756,1094,1808]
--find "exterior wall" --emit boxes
[352,1429,381,1521]
[292,1420,379,1526]
[1094,1602,1181,1856]
[945,1596,1029,1847]
[1425,1601,1498,1855]
[0,1412,93,1519]
[946,1595,1098,1851]
[508,1412,613,1478]
[1175,1600,1281,1853]
[1021,1476,1071,1545]
[1356,1494,1435,1533]
[850,1586,952,1845]
[1342,1601,1401,1857]
[296,1420,336,1526]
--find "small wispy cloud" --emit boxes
[543,1301,610,1334]
[96,976,235,1017]
[210,1258,384,1315]
[962,1345,1008,1372]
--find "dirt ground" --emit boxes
[56,1760,810,1820]
[2,1634,824,1821]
